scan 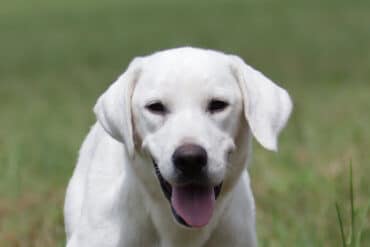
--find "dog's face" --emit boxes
[94,47,292,228]
[131,52,243,227]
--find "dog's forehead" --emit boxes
[135,48,239,100]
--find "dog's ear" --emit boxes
[230,55,292,151]
[93,58,142,157]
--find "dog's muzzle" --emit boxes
[152,144,223,228]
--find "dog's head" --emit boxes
[94,47,292,228]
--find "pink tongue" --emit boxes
[171,185,215,227]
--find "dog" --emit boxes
[64,47,292,247]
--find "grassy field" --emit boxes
[0,0,369,246]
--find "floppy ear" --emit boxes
[93,58,142,157]
[230,55,292,151]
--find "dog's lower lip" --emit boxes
[152,160,223,227]
[153,160,172,199]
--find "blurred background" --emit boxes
[0,0,369,246]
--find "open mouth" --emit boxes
[153,160,222,228]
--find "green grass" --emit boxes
[336,164,370,247]
[0,0,369,246]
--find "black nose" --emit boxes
[172,144,207,176]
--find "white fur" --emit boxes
[64,47,292,247]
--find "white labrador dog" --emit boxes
[64,47,292,247]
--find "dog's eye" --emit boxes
[145,102,167,115]
[207,99,229,113]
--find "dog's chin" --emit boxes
[152,160,222,228]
